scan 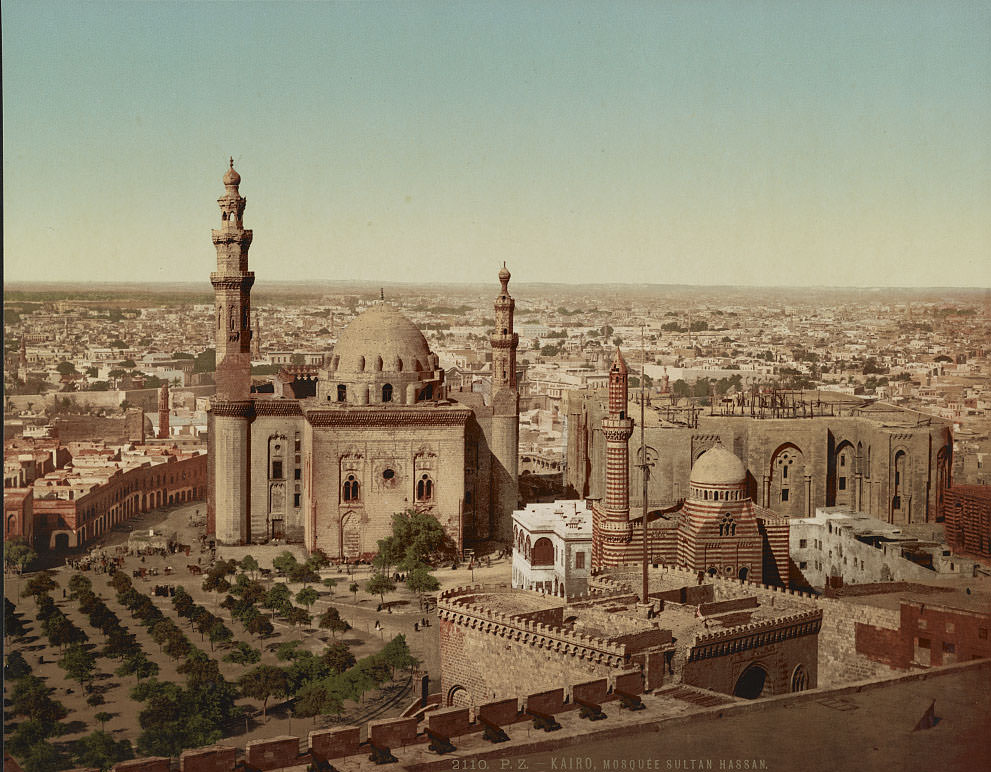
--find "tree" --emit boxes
[293,679,343,722]
[94,711,114,732]
[263,583,292,616]
[289,563,320,586]
[321,641,356,674]
[87,692,106,707]
[239,554,260,579]
[21,572,57,598]
[406,566,440,608]
[322,577,339,594]
[193,348,216,373]
[245,613,274,641]
[10,675,69,724]
[117,652,159,683]
[349,581,360,601]
[223,642,261,666]
[318,607,350,639]
[4,538,36,574]
[238,664,289,720]
[273,550,299,576]
[275,640,303,662]
[59,642,96,691]
[306,549,331,571]
[5,598,27,638]
[75,730,134,772]
[380,635,418,678]
[365,573,396,604]
[207,619,233,651]
[57,360,78,376]
[5,650,32,680]
[295,586,318,613]
[68,573,93,598]
[287,606,311,636]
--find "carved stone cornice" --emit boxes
[489,335,519,349]
[687,609,823,662]
[211,229,254,246]
[254,400,304,418]
[305,407,472,429]
[210,273,255,291]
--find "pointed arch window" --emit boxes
[337,384,347,402]
[382,383,393,403]
[342,475,360,502]
[416,473,433,502]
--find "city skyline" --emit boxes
[3,1,990,288]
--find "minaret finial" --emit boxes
[229,156,234,169]
[380,287,385,301]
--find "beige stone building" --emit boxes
[206,164,519,556]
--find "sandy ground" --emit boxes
[4,501,513,752]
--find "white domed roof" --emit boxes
[690,444,747,487]
[333,304,433,374]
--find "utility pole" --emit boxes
[637,324,652,604]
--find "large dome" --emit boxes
[690,444,747,487]
[332,304,433,374]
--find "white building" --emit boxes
[790,507,980,590]
[511,499,592,598]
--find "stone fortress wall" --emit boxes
[595,564,904,686]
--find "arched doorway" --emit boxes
[447,685,472,708]
[734,663,769,699]
[54,533,70,550]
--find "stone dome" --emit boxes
[332,304,433,374]
[690,444,747,487]
[223,159,241,187]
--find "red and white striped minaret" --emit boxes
[593,347,635,566]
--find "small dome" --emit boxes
[223,158,241,187]
[690,444,746,487]
[498,263,511,283]
[333,304,432,375]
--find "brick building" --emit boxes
[855,598,991,669]
[941,485,991,564]
[206,164,520,555]
[31,444,207,549]
[4,488,34,545]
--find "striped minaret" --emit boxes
[593,348,635,566]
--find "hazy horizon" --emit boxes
[4,2,990,289]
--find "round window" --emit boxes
[382,469,395,480]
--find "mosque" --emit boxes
[205,162,520,556]
[513,348,789,597]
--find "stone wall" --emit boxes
[566,394,952,525]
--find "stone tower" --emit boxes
[211,158,254,400]
[157,383,170,439]
[209,159,255,544]
[17,337,27,381]
[594,347,635,566]
[490,263,520,541]
[251,313,261,359]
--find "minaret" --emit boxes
[18,338,28,381]
[211,158,254,399]
[490,263,520,541]
[157,383,170,439]
[594,348,635,566]
[251,313,261,359]
[208,159,255,545]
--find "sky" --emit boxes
[3,1,990,288]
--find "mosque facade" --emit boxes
[206,163,519,556]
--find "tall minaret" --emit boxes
[490,263,520,541]
[18,338,28,381]
[594,347,635,566]
[157,383,170,439]
[208,159,255,545]
[211,158,254,399]
[251,313,261,359]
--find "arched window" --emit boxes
[337,384,347,402]
[531,537,554,566]
[416,473,433,501]
[382,383,393,402]
[791,665,808,692]
[342,475,360,502]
